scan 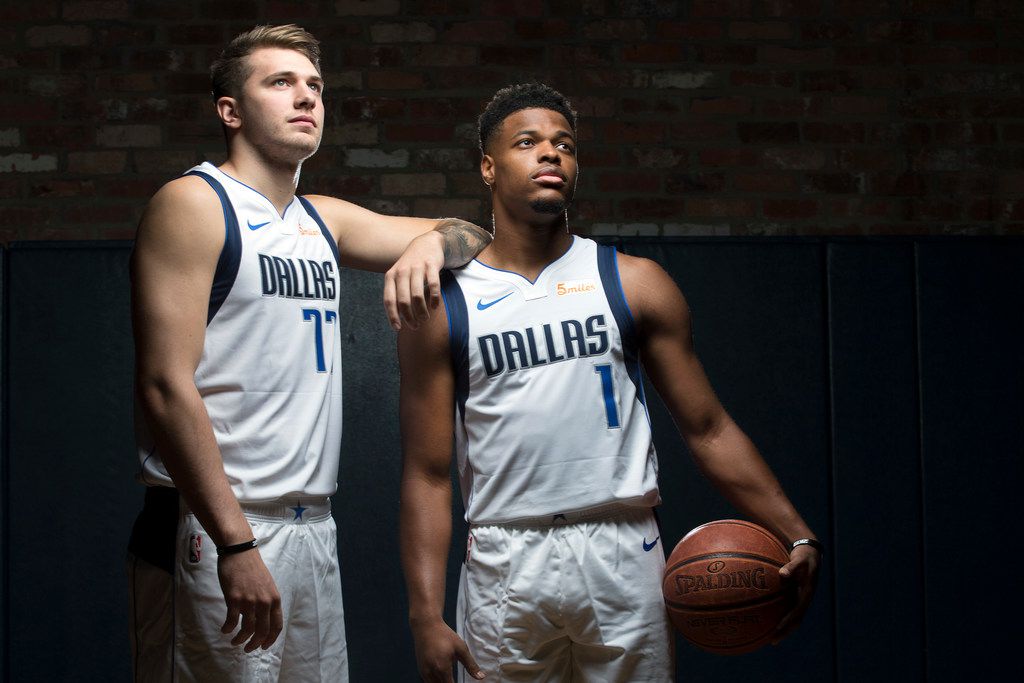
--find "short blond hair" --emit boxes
[210,24,321,101]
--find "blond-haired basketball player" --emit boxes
[127,25,490,682]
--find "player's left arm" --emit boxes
[618,252,821,642]
[304,195,491,330]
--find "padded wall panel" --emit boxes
[621,239,834,681]
[5,243,136,682]
[336,267,468,682]
[828,243,924,681]
[916,242,1023,681]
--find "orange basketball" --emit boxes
[662,519,795,655]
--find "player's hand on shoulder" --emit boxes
[774,543,821,644]
[411,620,485,682]
[384,230,445,332]
[217,549,284,652]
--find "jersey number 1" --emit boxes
[594,364,621,428]
[302,308,337,372]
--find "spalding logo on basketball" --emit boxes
[662,519,795,654]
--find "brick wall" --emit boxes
[2,0,1023,242]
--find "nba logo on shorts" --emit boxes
[189,534,202,564]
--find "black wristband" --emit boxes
[791,538,824,555]
[217,538,259,557]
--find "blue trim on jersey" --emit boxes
[186,170,241,325]
[597,244,645,405]
[298,196,341,266]
[441,272,470,422]
[472,236,575,285]
[216,167,296,220]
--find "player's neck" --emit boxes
[219,145,301,215]
[482,211,573,281]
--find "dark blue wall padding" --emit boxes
[828,243,925,682]
[0,238,1021,682]
[619,239,834,681]
[4,243,137,682]
[916,242,1023,682]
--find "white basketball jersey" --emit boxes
[443,236,660,524]
[137,162,343,502]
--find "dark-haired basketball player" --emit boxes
[399,83,820,682]
[127,25,490,682]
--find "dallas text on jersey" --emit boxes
[258,254,337,301]
[478,314,609,377]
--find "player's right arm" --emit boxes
[398,308,485,682]
[131,176,283,652]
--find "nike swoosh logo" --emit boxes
[248,220,271,231]
[643,536,660,552]
[476,293,513,310]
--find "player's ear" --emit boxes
[216,96,242,129]
[480,153,495,188]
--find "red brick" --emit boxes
[738,122,799,144]
[899,97,962,119]
[0,2,58,21]
[834,45,899,66]
[409,45,478,67]
[67,151,125,174]
[664,173,727,194]
[909,0,964,13]
[729,21,793,40]
[199,0,257,20]
[64,203,135,223]
[413,198,481,218]
[622,43,687,63]
[829,95,888,116]
[761,96,826,118]
[551,45,614,67]
[668,121,733,142]
[902,46,965,64]
[934,22,996,41]
[341,97,405,121]
[24,125,94,149]
[835,0,901,17]
[801,70,860,93]
[385,124,454,143]
[690,96,751,116]
[734,172,799,192]
[381,173,446,196]
[514,19,573,40]
[130,0,194,19]
[583,20,648,41]
[827,198,904,219]
[368,71,426,90]
[838,148,902,171]
[763,199,819,218]
[443,20,515,43]
[655,21,724,39]
[969,47,1024,64]
[871,173,929,196]
[481,45,547,66]
[619,198,688,218]
[801,21,855,40]
[730,70,796,87]
[762,0,825,17]
[0,206,55,228]
[481,0,543,15]
[973,0,1024,19]
[804,173,860,194]
[334,0,401,15]
[621,98,685,115]
[760,46,832,64]
[699,148,759,167]
[63,1,130,20]
[695,45,758,64]
[866,123,932,146]
[686,198,757,218]
[265,0,319,18]
[598,172,663,193]
[970,100,1024,117]
[934,122,998,144]
[603,122,665,144]
[761,147,828,170]
[691,0,752,17]
[802,122,864,143]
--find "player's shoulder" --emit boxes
[614,250,674,287]
[611,249,690,326]
[136,174,226,253]
[146,174,223,221]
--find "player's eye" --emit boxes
[557,142,575,153]
[274,79,288,86]
[516,139,534,148]
[309,83,321,92]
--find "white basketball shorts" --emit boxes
[128,498,348,682]
[457,507,673,682]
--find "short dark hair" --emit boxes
[210,24,321,102]
[478,83,578,154]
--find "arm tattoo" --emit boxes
[435,218,493,268]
